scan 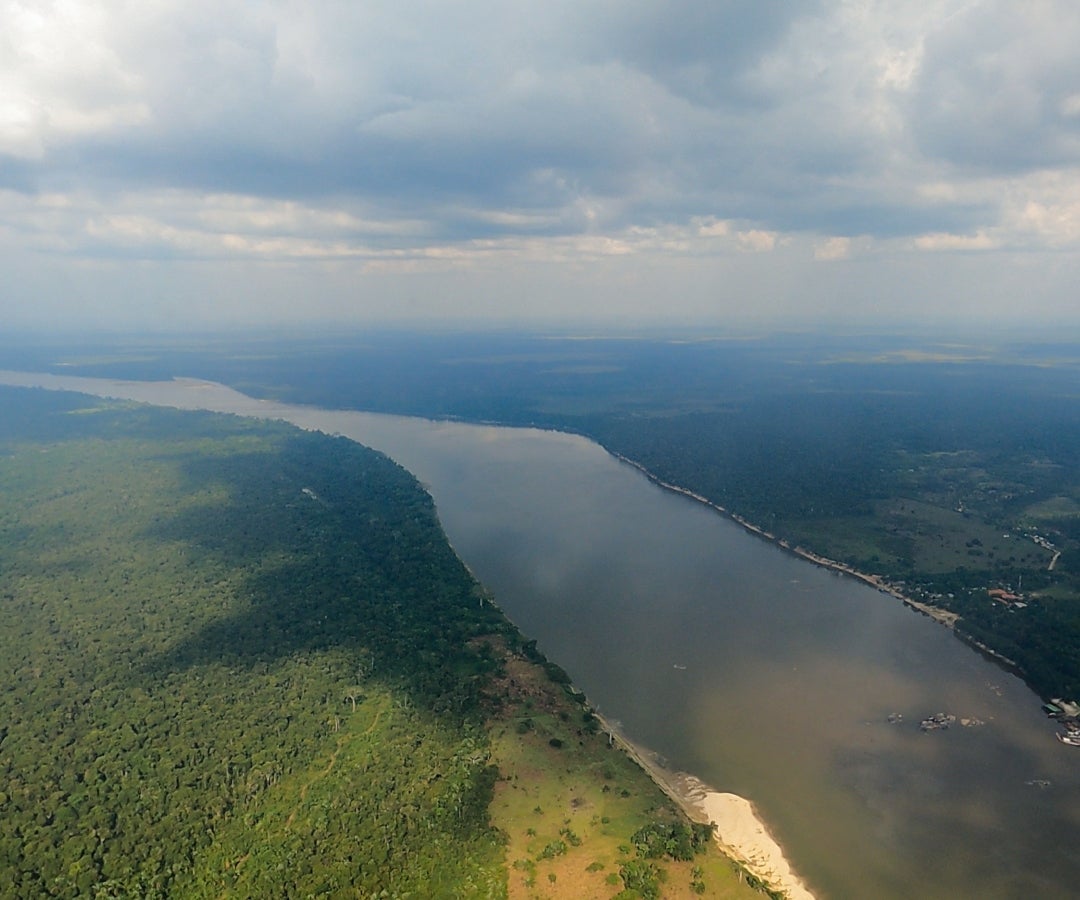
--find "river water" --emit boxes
[5,372,1080,898]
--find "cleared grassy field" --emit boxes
[487,646,765,899]
[786,499,1054,577]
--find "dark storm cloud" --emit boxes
[576,0,826,106]
[909,1,1080,173]
[2,1,1080,331]
[1,1,894,237]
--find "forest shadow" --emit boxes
[137,430,508,717]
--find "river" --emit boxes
[4,371,1080,898]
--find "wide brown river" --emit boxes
[5,372,1080,898]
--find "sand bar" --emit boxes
[693,790,815,900]
[592,713,815,900]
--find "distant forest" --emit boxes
[6,330,1075,701]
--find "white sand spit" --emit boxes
[695,791,815,900]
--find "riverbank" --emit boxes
[608,451,959,625]
[0,371,991,641]
[592,711,815,900]
[606,450,1080,718]
[10,371,1080,896]
[695,792,815,900]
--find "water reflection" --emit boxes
[5,371,1080,898]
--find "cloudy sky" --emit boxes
[2,1,1079,331]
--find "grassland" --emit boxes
[485,644,767,900]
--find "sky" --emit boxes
[2,1,1080,332]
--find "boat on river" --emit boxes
[920,712,955,732]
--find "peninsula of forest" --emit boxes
[66,329,1068,709]
[12,330,1071,708]
[0,385,771,898]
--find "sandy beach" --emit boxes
[692,789,815,900]
[592,712,815,900]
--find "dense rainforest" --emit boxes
[0,386,759,899]
[5,329,1075,702]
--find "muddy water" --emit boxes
[5,371,1080,898]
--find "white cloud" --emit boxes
[913,231,998,251]
[0,0,149,157]
[737,230,777,253]
[1004,172,1080,246]
[1,1,1079,328]
[814,236,851,260]
[1061,94,1080,118]
[696,217,731,238]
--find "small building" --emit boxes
[988,588,1022,605]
